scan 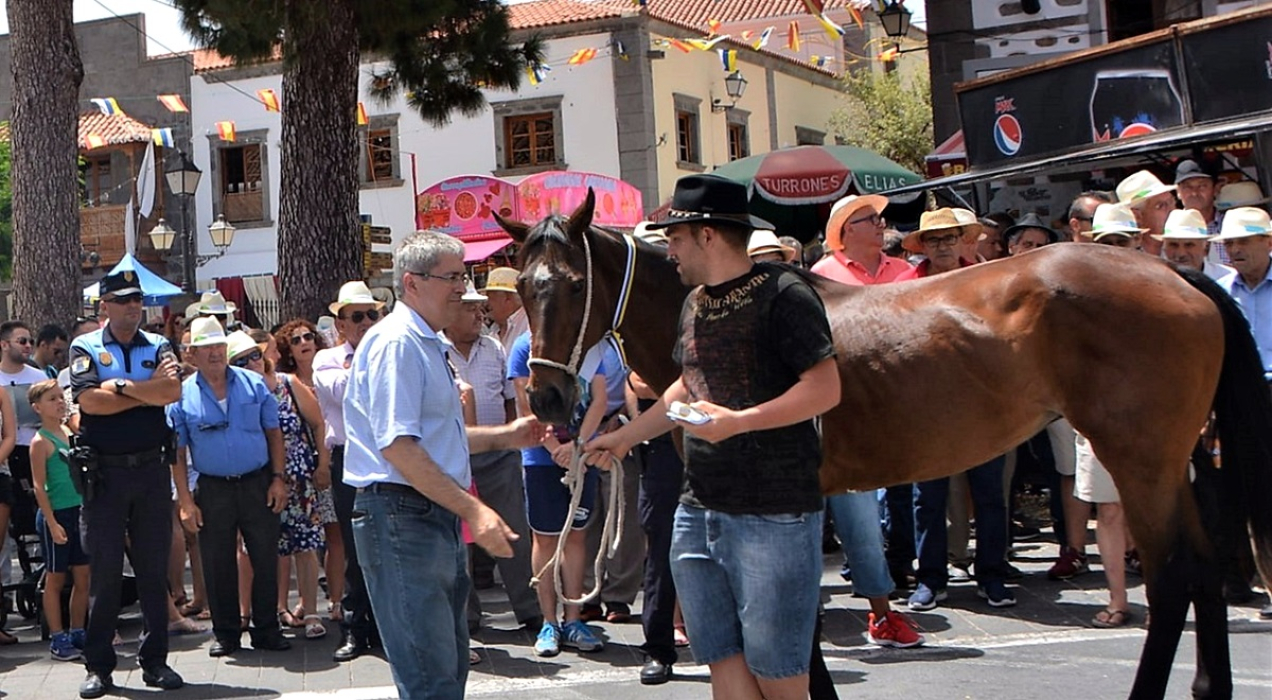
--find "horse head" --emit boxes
[497,188,617,425]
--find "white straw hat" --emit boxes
[329,281,386,315]
[1212,207,1272,241]
[461,279,488,303]
[479,267,518,293]
[1152,209,1211,241]
[1116,170,1176,208]
[188,317,228,347]
[1215,181,1270,211]
[1090,203,1147,241]
[747,229,796,261]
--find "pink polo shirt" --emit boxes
[811,251,914,286]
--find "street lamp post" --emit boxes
[151,152,237,291]
[876,0,912,39]
[711,70,749,112]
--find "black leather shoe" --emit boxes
[1260,603,1272,620]
[142,665,185,690]
[333,638,368,662]
[640,659,673,685]
[209,639,241,657]
[79,672,114,699]
[251,634,292,651]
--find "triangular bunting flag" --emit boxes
[754,27,774,50]
[356,103,369,126]
[567,48,598,66]
[877,46,899,63]
[816,13,845,40]
[669,39,693,53]
[84,133,107,150]
[91,98,121,116]
[257,88,281,112]
[685,36,729,51]
[216,121,236,142]
[157,94,188,113]
[708,19,722,36]
[848,6,864,29]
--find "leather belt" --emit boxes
[198,465,271,482]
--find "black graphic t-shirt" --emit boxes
[672,265,835,514]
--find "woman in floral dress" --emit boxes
[227,331,331,640]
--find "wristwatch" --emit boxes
[113,379,127,395]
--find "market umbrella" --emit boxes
[709,145,921,242]
[83,254,184,306]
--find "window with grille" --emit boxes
[360,114,401,187]
[218,143,265,223]
[504,113,556,169]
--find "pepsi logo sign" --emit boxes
[993,114,1022,156]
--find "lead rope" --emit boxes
[529,444,624,606]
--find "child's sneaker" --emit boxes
[562,619,604,652]
[50,632,82,661]
[534,622,561,657]
[70,628,86,650]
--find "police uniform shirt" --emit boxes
[69,325,174,455]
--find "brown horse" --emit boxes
[496,193,1272,699]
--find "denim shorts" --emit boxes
[36,506,90,573]
[524,465,598,535]
[670,503,823,679]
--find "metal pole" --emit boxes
[182,196,197,293]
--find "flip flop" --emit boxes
[1092,608,1131,629]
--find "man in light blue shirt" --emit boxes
[169,318,289,657]
[343,231,539,700]
[1213,207,1272,382]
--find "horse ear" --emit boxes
[565,188,596,242]
[494,212,531,244]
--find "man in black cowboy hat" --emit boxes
[586,174,839,698]
[1002,213,1060,256]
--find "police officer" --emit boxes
[69,270,183,698]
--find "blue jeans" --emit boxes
[353,486,469,700]
[913,456,1008,590]
[671,504,822,679]
[826,491,894,599]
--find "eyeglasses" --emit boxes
[231,350,263,368]
[290,332,316,346]
[105,294,143,305]
[921,234,963,248]
[340,309,380,324]
[848,213,883,227]
[411,270,466,286]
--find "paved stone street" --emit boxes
[2,539,1269,699]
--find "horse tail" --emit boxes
[1175,265,1272,583]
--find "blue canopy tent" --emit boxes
[82,254,183,306]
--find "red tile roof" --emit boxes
[77,111,155,149]
[618,0,859,26]
[508,0,631,29]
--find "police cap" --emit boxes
[99,269,142,299]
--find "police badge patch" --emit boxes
[98,352,113,367]
[72,356,91,374]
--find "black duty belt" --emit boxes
[359,482,418,497]
[198,465,271,483]
[98,447,166,468]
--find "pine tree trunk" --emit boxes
[277,0,361,322]
[7,0,83,327]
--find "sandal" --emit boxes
[168,617,208,636]
[179,602,206,618]
[673,624,689,648]
[303,615,327,639]
[278,608,304,628]
[329,602,344,623]
[1092,608,1131,629]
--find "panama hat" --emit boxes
[188,317,228,348]
[646,174,772,231]
[1152,209,1211,241]
[823,194,890,251]
[225,330,266,361]
[1116,170,1176,208]
[633,221,668,246]
[1089,203,1147,241]
[329,280,386,315]
[747,230,796,261]
[480,267,518,294]
[951,208,984,241]
[901,208,978,253]
[196,290,237,316]
[1002,212,1059,244]
[461,279,488,303]
[1215,181,1270,211]
[1212,207,1272,241]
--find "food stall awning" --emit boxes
[883,108,1272,196]
[463,236,513,263]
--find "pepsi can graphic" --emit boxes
[1089,69,1185,142]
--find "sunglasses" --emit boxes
[848,213,884,227]
[341,309,381,324]
[7,337,32,346]
[231,350,263,368]
[290,332,316,346]
[105,294,143,305]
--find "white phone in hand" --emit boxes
[667,401,712,425]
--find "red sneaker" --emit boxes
[867,611,924,648]
[1047,547,1090,580]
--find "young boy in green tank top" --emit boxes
[29,379,90,661]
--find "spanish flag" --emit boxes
[848,6,864,29]
[84,133,107,150]
[257,89,281,113]
[567,48,598,66]
[152,128,175,148]
[669,39,693,53]
[157,94,188,113]
[91,98,121,116]
[878,46,899,63]
[216,121,236,142]
[707,19,722,36]
[786,21,801,52]
[356,103,369,126]
[719,49,737,73]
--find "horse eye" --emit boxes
[570,279,585,295]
